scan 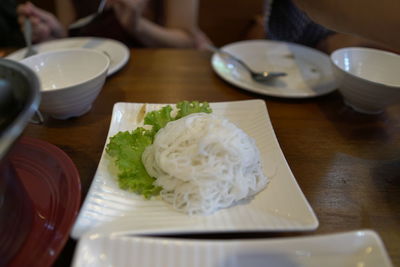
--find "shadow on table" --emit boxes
[316,92,400,160]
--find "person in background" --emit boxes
[292,0,400,51]
[16,0,211,49]
[264,0,393,54]
[0,0,24,47]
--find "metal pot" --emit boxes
[0,58,40,160]
[0,58,40,265]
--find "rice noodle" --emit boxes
[142,113,268,215]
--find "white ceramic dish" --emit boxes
[6,37,129,76]
[331,47,400,114]
[72,230,393,267]
[70,100,318,239]
[212,40,336,98]
[20,48,109,119]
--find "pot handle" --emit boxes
[30,110,44,124]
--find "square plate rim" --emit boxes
[72,229,393,267]
[70,99,318,239]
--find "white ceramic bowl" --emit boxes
[21,48,110,119]
[330,47,400,114]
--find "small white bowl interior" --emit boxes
[331,47,400,87]
[21,48,110,91]
[20,48,110,119]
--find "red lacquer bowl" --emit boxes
[4,136,81,267]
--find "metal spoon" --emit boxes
[68,0,107,30]
[208,45,287,83]
[23,19,37,58]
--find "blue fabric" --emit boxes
[266,0,334,47]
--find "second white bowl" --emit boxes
[331,47,400,114]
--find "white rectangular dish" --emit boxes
[71,99,318,239]
[72,230,393,267]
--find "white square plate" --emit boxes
[71,100,318,239]
[72,230,393,267]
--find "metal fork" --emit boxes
[23,19,37,58]
[208,45,287,83]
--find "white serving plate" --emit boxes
[211,40,336,98]
[72,230,393,267]
[70,99,318,239]
[6,37,129,76]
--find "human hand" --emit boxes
[17,2,66,43]
[107,0,149,35]
[193,30,213,50]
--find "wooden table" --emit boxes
[20,49,400,266]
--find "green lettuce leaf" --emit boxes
[175,101,212,119]
[106,101,212,198]
[106,128,161,198]
[144,105,173,133]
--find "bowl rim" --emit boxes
[330,47,400,89]
[21,48,110,93]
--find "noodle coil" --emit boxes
[142,113,268,215]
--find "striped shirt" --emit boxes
[265,0,334,47]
